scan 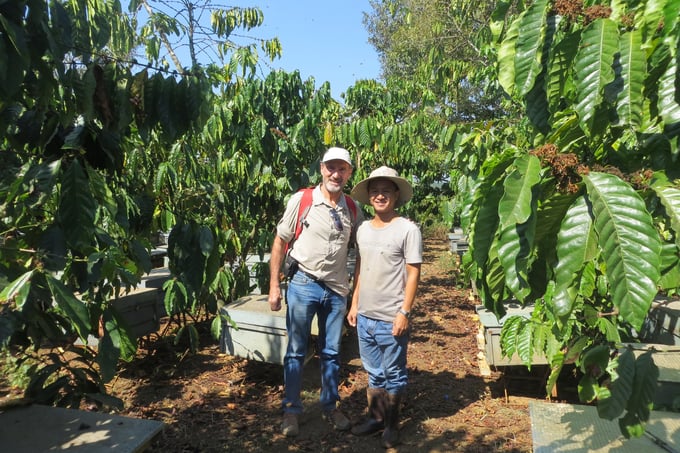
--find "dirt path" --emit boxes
[110,238,541,452]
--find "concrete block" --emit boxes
[0,404,164,452]
[220,294,317,365]
[113,287,161,339]
[530,401,680,452]
[644,296,680,345]
[140,267,171,290]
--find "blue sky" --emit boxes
[219,1,382,99]
[127,1,381,99]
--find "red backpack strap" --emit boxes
[343,194,357,225]
[283,188,313,256]
[294,187,314,242]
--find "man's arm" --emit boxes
[393,262,421,336]
[268,235,287,311]
[346,256,362,327]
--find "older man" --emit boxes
[269,147,363,437]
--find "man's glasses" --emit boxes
[329,209,343,231]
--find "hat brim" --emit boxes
[351,175,413,208]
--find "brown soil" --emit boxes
[103,239,569,451]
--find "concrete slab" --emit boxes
[0,404,164,452]
[530,401,680,452]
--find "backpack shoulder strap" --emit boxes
[294,187,315,241]
[343,194,357,225]
[284,187,313,256]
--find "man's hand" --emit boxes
[346,305,358,327]
[268,234,287,311]
[268,287,282,311]
[392,313,409,336]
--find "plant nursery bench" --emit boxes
[219,294,318,365]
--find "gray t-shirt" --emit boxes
[276,185,362,296]
[356,217,422,321]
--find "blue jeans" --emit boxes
[357,314,409,395]
[283,271,347,414]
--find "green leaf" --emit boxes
[552,196,594,316]
[516,319,534,366]
[483,247,509,315]
[497,220,534,302]
[579,375,599,403]
[614,350,658,438]
[500,315,524,359]
[0,271,34,308]
[514,0,550,96]
[199,226,214,257]
[499,154,541,228]
[547,30,579,115]
[580,344,610,377]
[0,16,29,99]
[471,182,501,269]
[658,242,680,291]
[497,17,520,95]
[626,350,658,419]
[619,411,645,439]
[58,160,97,250]
[545,354,564,397]
[654,182,680,248]
[597,316,621,343]
[187,323,199,353]
[45,275,91,340]
[574,19,619,133]
[78,65,97,121]
[0,12,29,58]
[567,336,591,363]
[642,0,666,42]
[583,172,661,331]
[662,0,680,42]
[98,309,124,382]
[614,30,644,128]
[493,156,539,302]
[210,316,222,340]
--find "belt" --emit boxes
[296,269,320,282]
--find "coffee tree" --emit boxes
[0,0,323,408]
[444,0,680,437]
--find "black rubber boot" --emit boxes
[381,393,401,448]
[351,387,387,436]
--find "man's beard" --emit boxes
[324,180,343,194]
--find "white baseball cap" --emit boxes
[321,147,352,166]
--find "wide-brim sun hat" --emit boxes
[351,166,413,208]
[322,147,353,166]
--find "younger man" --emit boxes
[347,166,422,448]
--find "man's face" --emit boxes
[321,160,353,194]
[368,179,399,213]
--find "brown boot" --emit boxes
[352,387,387,436]
[381,393,401,448]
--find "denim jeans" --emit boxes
[283,271,347,414]
[357,314,409,395]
